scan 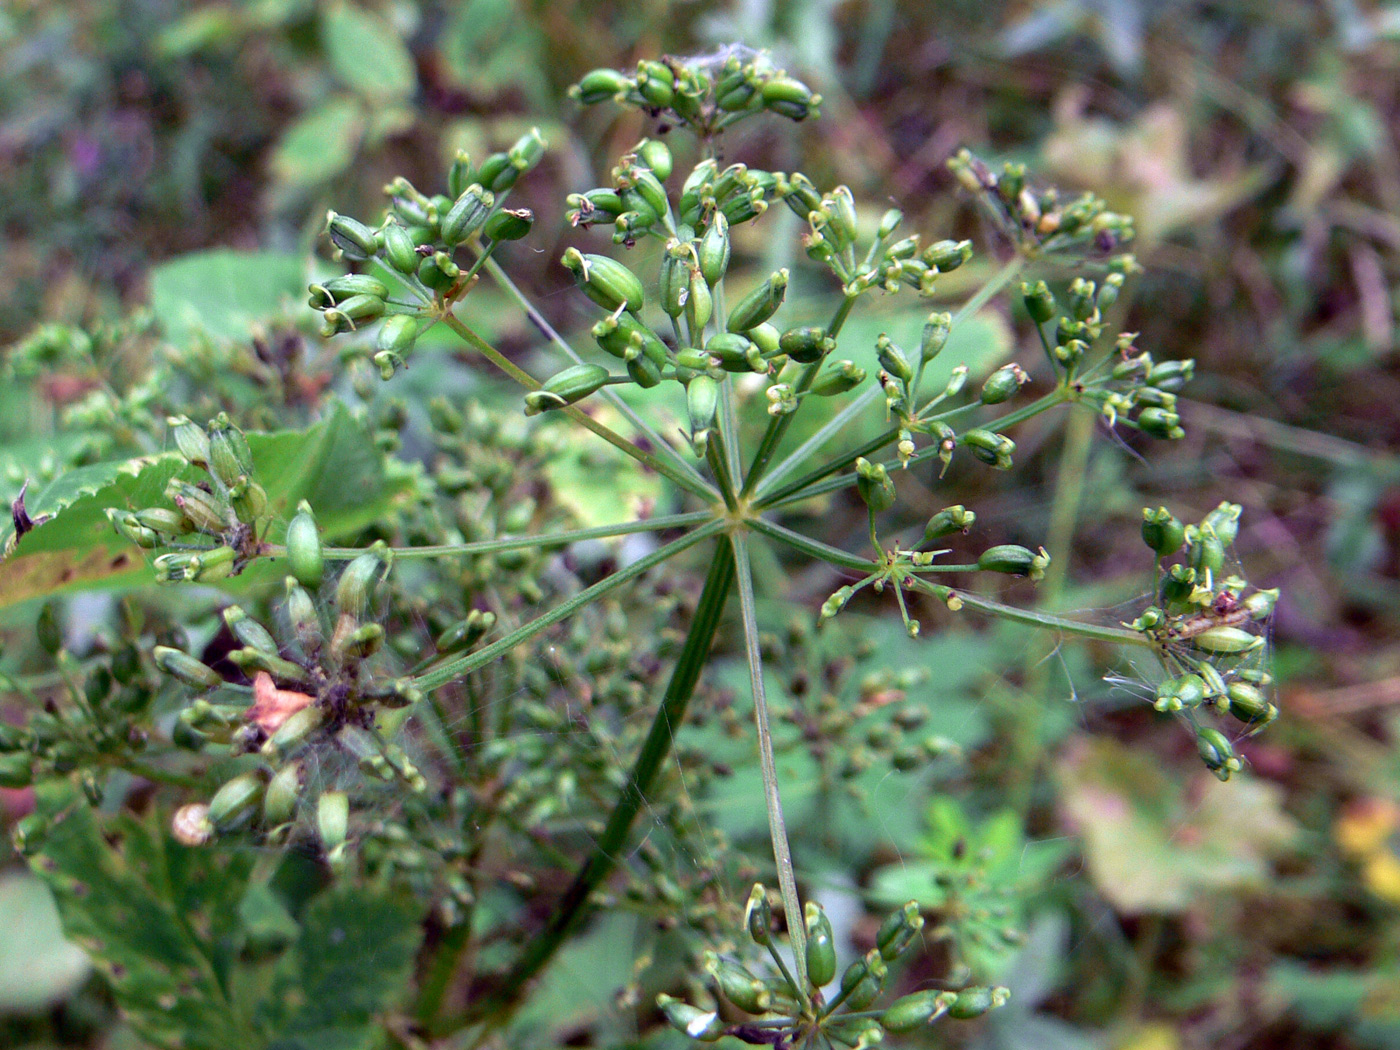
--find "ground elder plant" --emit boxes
[0,46,1281,1049]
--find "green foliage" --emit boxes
[0,6,1390,1049]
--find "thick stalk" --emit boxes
[412,521,724,690]
[442,313,718,501]
[731,531,809,989]
[462,539,736,1026]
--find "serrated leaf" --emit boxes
[151,249,307,345]
[26,784,259,1050]
[271,883,421,1050]
[321,2,416,101]
[270,96,364,191]
[0,403,415,607]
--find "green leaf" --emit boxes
[25,784,259,1050]
[270,884,421,1050]
[0,872,91,1013]
[270,96,365,192]
[321,2,416,101]
[0,402,415,607]
[151,249,307,345]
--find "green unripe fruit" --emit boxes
[317,790,349,850]
[573,67,632,104]
[168,416,211,467]
[1190,529,1227,575]
[922,311,952,360]
[779,325,834,364]
[855,457,896,513]
[923,505,975,544]
[263,706,323,760]
[1141,507,1186,557]
[704,954,770,1014]
[705,333,763,373]
[745,884,772,946]
[0,753,34,789]
[321,273,389,300]
[1202,502,1242,547]
[876,901,925,960]
[980,363,1028,405]
[381,223,419,274]
[635,138,672,180]
[977,544,1049,581]
[963,429,1015,469]
[761,75,817,120]
[685,265,713,333]
[948,986,1005,1019]
[263,761,303,826]
[285,503,324,588]
[1196,726,1242,780]
[483,207,534,242]
[803,901,837,987]
[1022,281,1057,324]
[207,771,267,833]
[881,990,948,1032]
[377,314,418,359]
[656,995,723,1041]
[285,578,322,652]
[810,360,866,396]
[335,546,389,619]
[726,269,788,333]
[686,374,719,437]
[325,211,378,260]
[1191,626,1264,654]
[153,646,223,690]
[436,609,496,653]
[1138,406,1184,440]
[923,238,972,272]
[839,951,886,1010]
[876,335,913,383]
[475,152,517,193]
[222,606,278,657]
[441,184,494,245]
[524,363,612,415]
[698,212,731,285]
[1226,682,1277,726]
[507,126,545,173]
[635,60,675,108]
[561,248,645,313]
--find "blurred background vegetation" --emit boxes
[1,0,1398,1047]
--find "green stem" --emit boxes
[907,579,1153,647]
[478,256,712,494]
[732,531,809,991]
[753,257,1027,505]
[759,389,1072,511]
[707,434,739,512]
[740,292,858,498]
[748,518,876,573]
[412,521,724,691]
[291,512,714,561]
[442,313,717,502]
[462,536,736,1026]
[753,386,882,500]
